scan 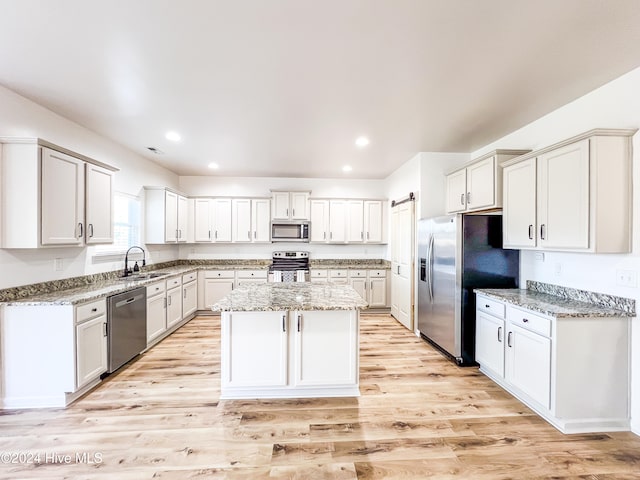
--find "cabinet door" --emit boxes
[503,158,537,249]
[346,200,364,242]
[329,200,346,242]
[475,311,505,377]
[506,323,551,409]
[212,198,232,242]
[369,277,387,307]
[538,139,589,250]
[221,311,288,387]
[251,199,271,242]
[177,195,188,242]
[310,200,329,242]
[364,200,383,243]
[182,281,197,318]
[467,156,495,210]
[232,199,252,242]
[271,192,291,219]
[164,191,178,242]
[194,199,213,242]
[41,148,85,245]
[85,164,113,244]
[166,286,183,328]
[147,294,167,343]
[445,169,467,214]
[350,277,367,301]
[290,192,309,220]
[204,279,234,308]
[293,310,358,386]
[76,314,107,389]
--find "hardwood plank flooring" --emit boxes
[1,313,639,479]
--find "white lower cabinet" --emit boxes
[166,278,183,329]
[75,299,108,390]
[146,281,167,344]
[220,309,360,399]
[348,269,387,308]
[200,270,235,310]
[475,293,630,433]
[182,272,198,318]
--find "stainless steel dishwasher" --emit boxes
[107,287,147,373]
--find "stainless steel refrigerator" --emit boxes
[417,214,519,365]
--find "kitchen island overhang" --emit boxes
[212,283,368,400]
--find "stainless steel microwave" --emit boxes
[271,221,310,242]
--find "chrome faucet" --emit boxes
[123,246,146,277]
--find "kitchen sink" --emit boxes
[118,272,166,281]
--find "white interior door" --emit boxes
[390,199,414,330]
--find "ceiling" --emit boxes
[1,0,640,179]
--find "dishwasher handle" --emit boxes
[114,293,144,309]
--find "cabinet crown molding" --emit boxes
[0,137,119,172]
[500,128,638,168]
[445,149,531,175]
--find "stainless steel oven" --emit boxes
[269,251,310,282]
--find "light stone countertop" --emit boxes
[211,282,369,312]
[476,288,632,318]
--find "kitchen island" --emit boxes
[211,282,368,399]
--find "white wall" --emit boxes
[0,85,180,289]
[471,66,640,434]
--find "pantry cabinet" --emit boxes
[475,292,630,433]
[502,129,635,252]
[445,150,529,214]
[0,140,117,248]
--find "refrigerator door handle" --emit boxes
[427,234,435,302]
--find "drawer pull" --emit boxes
[91,307,98,312]
[485,304,490,308]
[522,318,529,323]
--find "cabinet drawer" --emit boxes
[329,269,348,278]
[237,269,268,279]
[76,298,106,323]
[182,271,197,283]
[166,276,182,288]
[477,295,505,319]
[146,281,166,298]
[369,269,386,278]
[349,269,367,278]
[507,305,552,337]
[204,270,235,279]
[310,269,327,279]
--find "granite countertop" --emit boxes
[211,282,369,312]
[310,259,391,270]
[476,287,633,318]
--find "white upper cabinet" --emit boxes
[310,198,385,244]
[502,129,635,253]
[0,140,117,248]
[212,198,232,242]
[310,199,330,242]
[445,150,530,214]
[85,163,113,244]
[251,198,271,242]
[232,198,252,243]
[271,191,310,220]
[145,188,189,244]
[194,198,213,242]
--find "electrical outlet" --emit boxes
[534,252,545,262]
[616,269,637,288]
[554,262,562,276]
[54,258,63,271]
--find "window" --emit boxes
[94,192,141,255]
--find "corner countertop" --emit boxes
[212,283,369,312]
[475,287,633,318]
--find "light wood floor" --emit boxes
[1,314,639,479]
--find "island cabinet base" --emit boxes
[220,309,360,399]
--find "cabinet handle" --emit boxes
[179,229,182,239]
[208,230,211,239]
[297,313,302,332]
[286,208,289,217]
[91,307,98,312]
[467,192,471,204]
[88,224,94,238]
[330,232,333,240]
[528,224,534,240]
[254,231,256,239]
[168,295,171,306]
[370,281,373,290]
[215,230,218,239]
[540,224,546,240]
[248,230,251,240]
[522,318,529,323]
[103,322,108,337]
[497,326,502,342]
[282,314,286,332]
[78,222,84,238]
[485,304,490,308]
[507,331,513,348]
[184,288,187,299]
[163,297,167,308]
[367,232,370,240]
[292,208,295,217]
[361,231,364,240]
[323,231,326,240]
[397,265,400,275]
[460,193,465,205]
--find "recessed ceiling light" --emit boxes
[208,162,219,170]
[342,165,353,172]
[166,131,181,142]
[355,136,370,148]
